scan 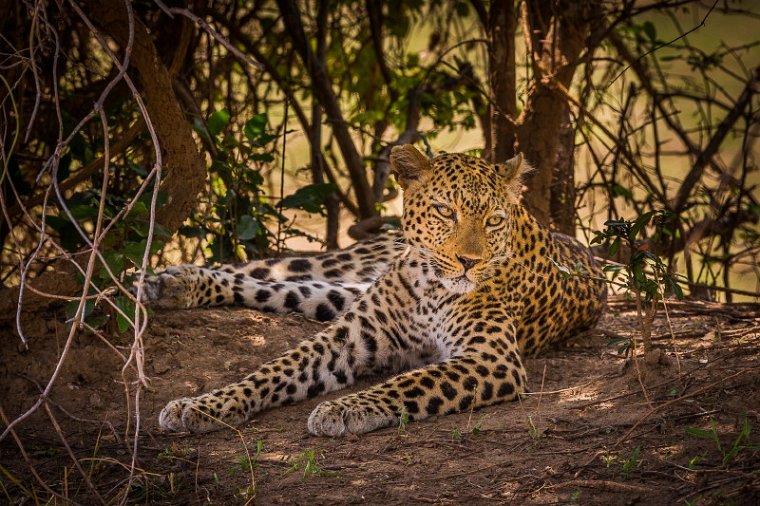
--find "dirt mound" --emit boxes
[1,298,759,504]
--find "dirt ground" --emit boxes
[1,297,759,505]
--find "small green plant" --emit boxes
[527,415,545,440]
[592,211,685,300]
[157,442,195,461]
[685,415,758,467]
[570,490,582,503]
[49,187,167,333]
[286,449,339,479]
[620,446,641,477]
[451,427,462,441]
[607,336,633,356]
[471,414,487,435]
[600,447,641,477]
[398,410,410,435]
[687,452,706,470]
[591,210,686,358]
[238,440,264,472]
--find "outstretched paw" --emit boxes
[132,266,205,309]
[158,397,231,433]
[307,398,397,437]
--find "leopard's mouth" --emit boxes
[439,274,477,294]
[433,268,478,294]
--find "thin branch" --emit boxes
[609,0,719,85]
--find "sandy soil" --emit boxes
[1,297,759,505]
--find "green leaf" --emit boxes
[99,251,124,280]
[192,118,211,139]
[280,183,337,215]
[122,239,164,267]
[208,109,231,136]
[607,337,631,347]
[668,276,684,299]
[590,232,606,245]
[178,225,207,238]
[642,21,657,42]
[613,184,633,198]
[630,211,656,241]
[685,427,714,439]
[127,201,149,218]
[70,204,99,220]
[244,167,265,187]
[46,215,85,252]
[115,296,136,333]
[609,237,621,257]
[236,215,260,241]
[243,114,268,141]
[129,220,171,239]
[66,298,96,322]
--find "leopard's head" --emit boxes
[391,144,527,293]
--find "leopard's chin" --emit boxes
[439,274,477,294]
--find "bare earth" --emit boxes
[1,297,759,504]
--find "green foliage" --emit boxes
[685,416,758,467]
[286,449,339,479]
[592,210,686,301]
[238,440,264,472]
[281,183,338,215]
[607,335,632,355]
[47,179,168,331]
[620,446,641,477]
[526,415,546,440]
[398,410,410,435]
[471,414,487,436]
[187,110,277,262]
[600,447,641,478]
[186,111,334,262]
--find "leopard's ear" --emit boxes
[494,153,530,195]
[390,144,433,189]
[494,153,525,182]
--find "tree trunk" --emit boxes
[488,0,517,163]
[550,109,576,235]
[85,0,206,234]
[514,0,600,229]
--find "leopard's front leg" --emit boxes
[308,319,527,436]
[158,302,394,432]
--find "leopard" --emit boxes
[143,144,607,436]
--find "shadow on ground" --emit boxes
[1,297,759,504]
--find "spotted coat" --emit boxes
[146,146,607,436]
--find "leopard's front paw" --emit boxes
[158,397,225,433]
[307,398,397,437]
[133,266,201,309]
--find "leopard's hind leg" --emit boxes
[223,232,404,283]
[139,265,368,321]
[138,233,404,318]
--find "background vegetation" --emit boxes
[2,0,758,300]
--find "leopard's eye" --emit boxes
[433,204,456,220]
[486,215,505,227]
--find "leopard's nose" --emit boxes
[457,255,480,271]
